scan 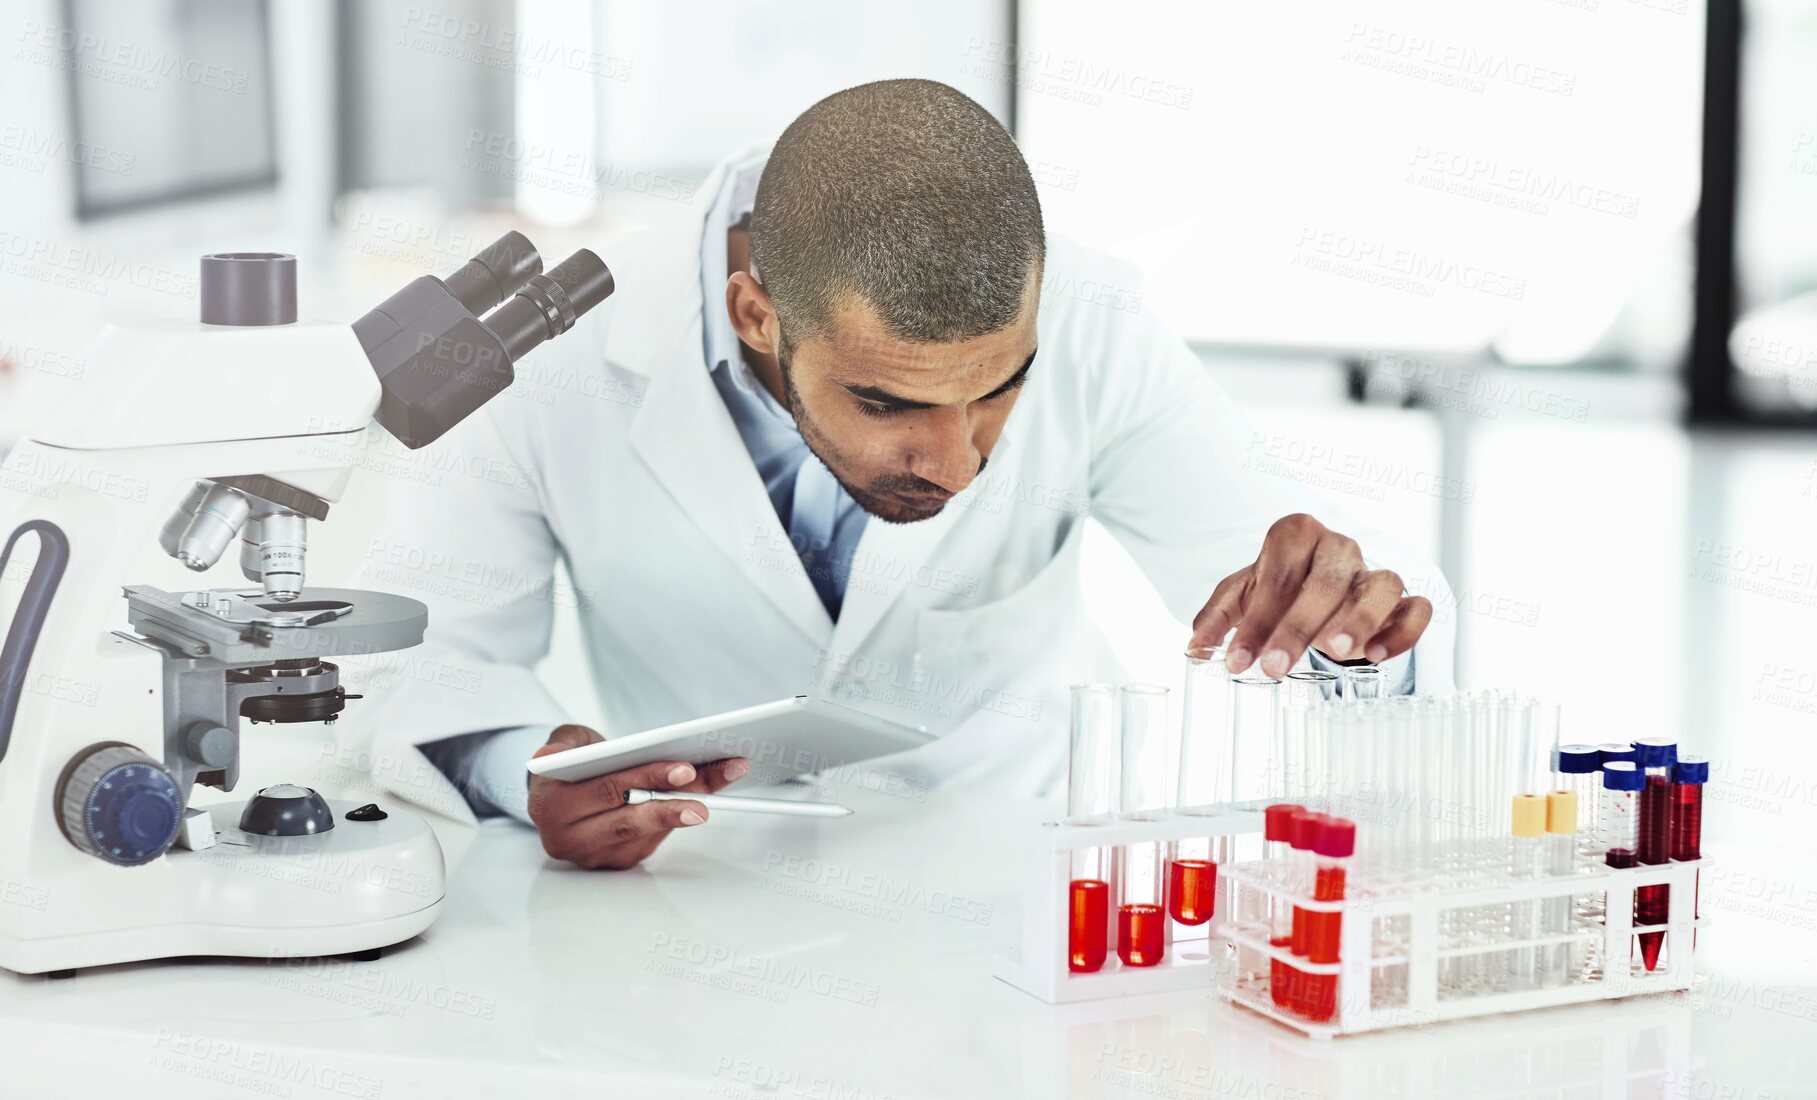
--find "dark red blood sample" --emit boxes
[1167,859,1217,926]
[1670,783,1703,862]
[1636,775,1672,971]
[1672,780,1704,950]
[1605,848,1637,869]
[1068,879,1108,973]
[1118,903,1166,967]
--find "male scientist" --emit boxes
[364,79,1453,870]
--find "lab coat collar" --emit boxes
[625,144,833,646]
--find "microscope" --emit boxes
[0,233,611,974]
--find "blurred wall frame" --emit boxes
[1694,0,1817,428]
[60,0,278,220]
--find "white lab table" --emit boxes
[0,777,1808,1100]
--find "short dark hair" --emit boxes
[750,78,1045,348]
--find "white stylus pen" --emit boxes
[624,790,854,818]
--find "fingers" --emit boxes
[1256,534,1364,676]
[531,758,701,829]
[1225,515,1326,674]
[694,758,750,794]
[542,798,708,870]
[1188,566,1252,652]
[1315,570,1403,662]
[1363,595,1432,664]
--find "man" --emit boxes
[363,79,1450,870]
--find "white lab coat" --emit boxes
[352,151,1456,823]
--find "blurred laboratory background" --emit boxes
[1,0,1813,851]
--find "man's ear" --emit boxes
[726,271,780,356]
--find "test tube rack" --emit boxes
[1214,849,1706,1038]
[993,806,1264,1004]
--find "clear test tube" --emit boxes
[1601,762,1643,866]
[1539,790,1579,987]
[1117,684,1168,967]
[1176,648,1231,814]
[1065,684,1117,973]
[1229,674,1281,978]
[1067,684,1119,826]
[1554,745,1601,856]
[1343,664,1385,702]
[1510,696,1543,796]
[1282,671,1338,806]
[1531,699,1562,795]
[1507,794,1546,992]
[1178,648,1233,931]
[1229,674,1283,806]
[1118,684,1169,822]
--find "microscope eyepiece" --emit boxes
[439,231,542,316]
[482,249,615,363]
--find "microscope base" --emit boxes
[0,799,446,975]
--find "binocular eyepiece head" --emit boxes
[353,231,615,449]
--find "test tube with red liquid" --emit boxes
[1672,755,1707,951]
[1117,684,1169,967]
[1601,761,1644,965]
[1284,809,1320,1013]
[1632,737,1677,971]
[1303,816,1355,1022]
[1171,648,1229,929]
[1263,803,1304,1008]
[1068,878,1109,973]
[1065,684,1117,973]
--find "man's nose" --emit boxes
[908,408,981,494]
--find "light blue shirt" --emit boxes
[423,152,869,823]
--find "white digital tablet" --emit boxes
[524,696,934,787]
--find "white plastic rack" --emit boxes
[995,812,1707,1035]
[993,807,1263,1004]
[1214,847,1706,1038]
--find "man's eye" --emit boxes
[986,372,1031,400]
[855,400,905,419]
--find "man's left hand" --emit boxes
[1187,513,1432,678]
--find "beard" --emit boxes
[777,347,985,525]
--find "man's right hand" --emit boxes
[527,724,749,870]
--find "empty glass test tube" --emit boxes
[1228,674,1282,806]
[1282,670,1338,807]
[1508,794,1546,992]
[1343,664,1385,702]
[1539,790,1579,988]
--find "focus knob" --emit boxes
[57,744,184,866]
